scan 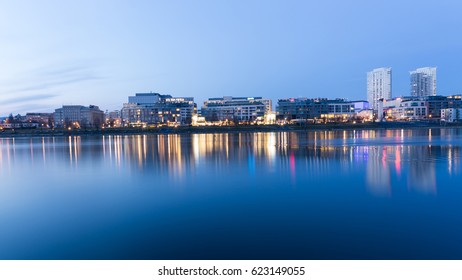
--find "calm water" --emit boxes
[1,129,462,259]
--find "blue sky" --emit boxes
[1,0,462,115]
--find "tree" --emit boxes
[63,117,70,129]
[48,117,54,129]
[7,113,14,124]
[93,118,101,130]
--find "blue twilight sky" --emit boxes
[1,0,462,115]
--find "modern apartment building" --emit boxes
[201,96,271,122]
[121,93,195,126]
[380,95,462,120]
[367,67,392,112]
[426,95,462,118]
[410,67,437,97]
[441,108,462,123]
[276,98,369,121]
[383,97,428,120]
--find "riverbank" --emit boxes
[1,122,461,138]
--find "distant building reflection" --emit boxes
[366,147,391,196]
[365,144,439,195]
[406,146,436,194]
[0,129,461,195]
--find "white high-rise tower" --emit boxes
[410,67,436,97]
[367,67,392,111]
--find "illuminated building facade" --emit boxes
[383,97,428,120]
[201,96,271,122]
[426,95,462,118]
[381,95,462,120]
[121,93,196,126]
[276,98,368,121]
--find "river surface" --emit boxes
[1,128,462,259]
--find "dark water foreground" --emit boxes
[1,128,462,259]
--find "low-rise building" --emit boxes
[383,97,428,120]
[380,95,462,120]
[54,105,105,129]
[441,108,462,123]
[121,93,195,126]
[201,96,271,123]
[426,95,462,119]
[276,98,368,122]
[25,113,54,127]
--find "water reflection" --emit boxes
[2,129,462,259]
[366,146,391,196]
[0,129,461,195]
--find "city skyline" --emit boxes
[0,64,459,118]
[1,1,462,116]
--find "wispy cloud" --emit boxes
[0,61,107,115]
[0,61,105,95]
[8,75,103,93]
[1,94,57,105]
[42,65,92,77]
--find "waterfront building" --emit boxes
[426,95,462,118]
[380,95,462,120]
[0,113,52,129]
[383,97,427,120]
[201,96,271,123]
[54,105,105,129]
[121,93,195,126]
[367,67,392,112]
[410,67,437,97]
[276,98,369,122]
[0,122,40,129]
[441,108,462,123]
[277,98,327,120]
[24,113,54,127]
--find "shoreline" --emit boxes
[1,122,461,138]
